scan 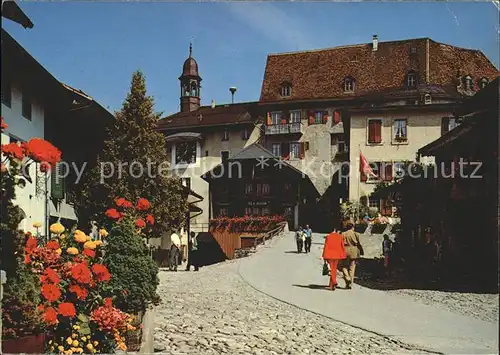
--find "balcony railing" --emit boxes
[265,122,303,135]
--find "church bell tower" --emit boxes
[179,43,202,112]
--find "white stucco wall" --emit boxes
[348,110,450,202]
[2,84,47,235]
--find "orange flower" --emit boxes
[41,283,61,302]
[40,268,60,284]
[69,284,88,300]
[104,297,113,307]
[46,240,60,250]
[115,198,133,208]
[146,215,155,225]
[135,198,151,211]
[135,218,146,228]
[25,237,38,254]
[92,264,111,282]
[58,302,76,318]
[24,137,61,165]
[43,306,58,325]
[70,263,92,284]
[82,248,95,258]
[105,208,122,220]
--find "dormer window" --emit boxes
[281,84,292,97]
[407,72,417,88]
[464,75,473,90]
[424,94,432,105]
[479,77,489,89]
[344,77,355,93]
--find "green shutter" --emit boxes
[51,163,65,200]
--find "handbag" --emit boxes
[322,261,330,276]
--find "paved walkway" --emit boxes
[238,232,499,354]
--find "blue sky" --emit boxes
[4,2,499,116]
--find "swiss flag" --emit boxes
[360,151,376,177]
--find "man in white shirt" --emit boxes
[169,232,181,271]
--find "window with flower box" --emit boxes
[393,119,408,142]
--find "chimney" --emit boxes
[211,100,216,109]
[229,87,237,104]
[372,35,378,51]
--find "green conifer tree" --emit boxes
[75,71,187,234]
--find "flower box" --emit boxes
[394,136,408,142]
[2,333,45,354]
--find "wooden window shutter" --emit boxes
[333,111,341,124]
[51,163,65,200]
[299,142,305,159]
[322,111,328,124]
[308,110,314,125]
[281,142,290,159]
[384,163,393,181]
[368,121,376,143]
[374,120,382,143]
[441,117,450,135]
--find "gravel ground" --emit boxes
[388,289,499,324]
[153,255,429,354]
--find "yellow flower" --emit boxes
[50,346,55,352]
[56,248,62,255]
[86,343,94,351]
[33,222,42,228]
[83,241,96,250]
[72,340,79,347]
[94,240,103,247]
[67,247,79,255]
[72,333,78,339]
[76,348,83,354]
[118,342,127,351]
[59,234,66,240]
[64,350,73,355]
[50,222,65,235]
[99,228,109,238]
[81,336,86,342]
[127,324,136,330]
[49,340,53,344]
[66,337,73,345]
[58,345,64,352]
[93,341,98,346]
[74,230,87,243]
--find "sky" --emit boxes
[3,2,499,117]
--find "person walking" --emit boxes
[341,221,364,289]
[185,231,199,271]
[295,226,304,253]
[169,231,181,272]
[322,230,346,290]
[304,224,313,253]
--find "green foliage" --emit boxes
[340,200,370,223]
[74,70,188,235]
[103,218,159,314]
[1,160,43,338]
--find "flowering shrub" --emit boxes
[1,118,62,340]
[24,224,136,353]
[102,197,159,315]
[209,215,286,232]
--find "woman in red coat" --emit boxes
[322,231,346,290]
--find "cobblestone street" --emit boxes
[154,260,425,355]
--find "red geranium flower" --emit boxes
[115,198,133,208]
[70,262,92,284]
[135,218,146,228]
[24,138,61,165]
[1,143,24,160]
[46,240,60,250]
[82,248,95,258]
[146,215,155,225]
[69,284,88,300]
[25,237,38,253]
[135,198,151,211]
[105,208,122,220]
[41,283,61,302]
[43,306,58,325]
[58,302,76,318]
[92,264,111,282]
[104,297,113,307]
[1,117,8,131]
[41,268,60,284]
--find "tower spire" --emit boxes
[189,42,192,58]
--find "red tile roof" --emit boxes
[157,102,258,131]
[260,38,499,102]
